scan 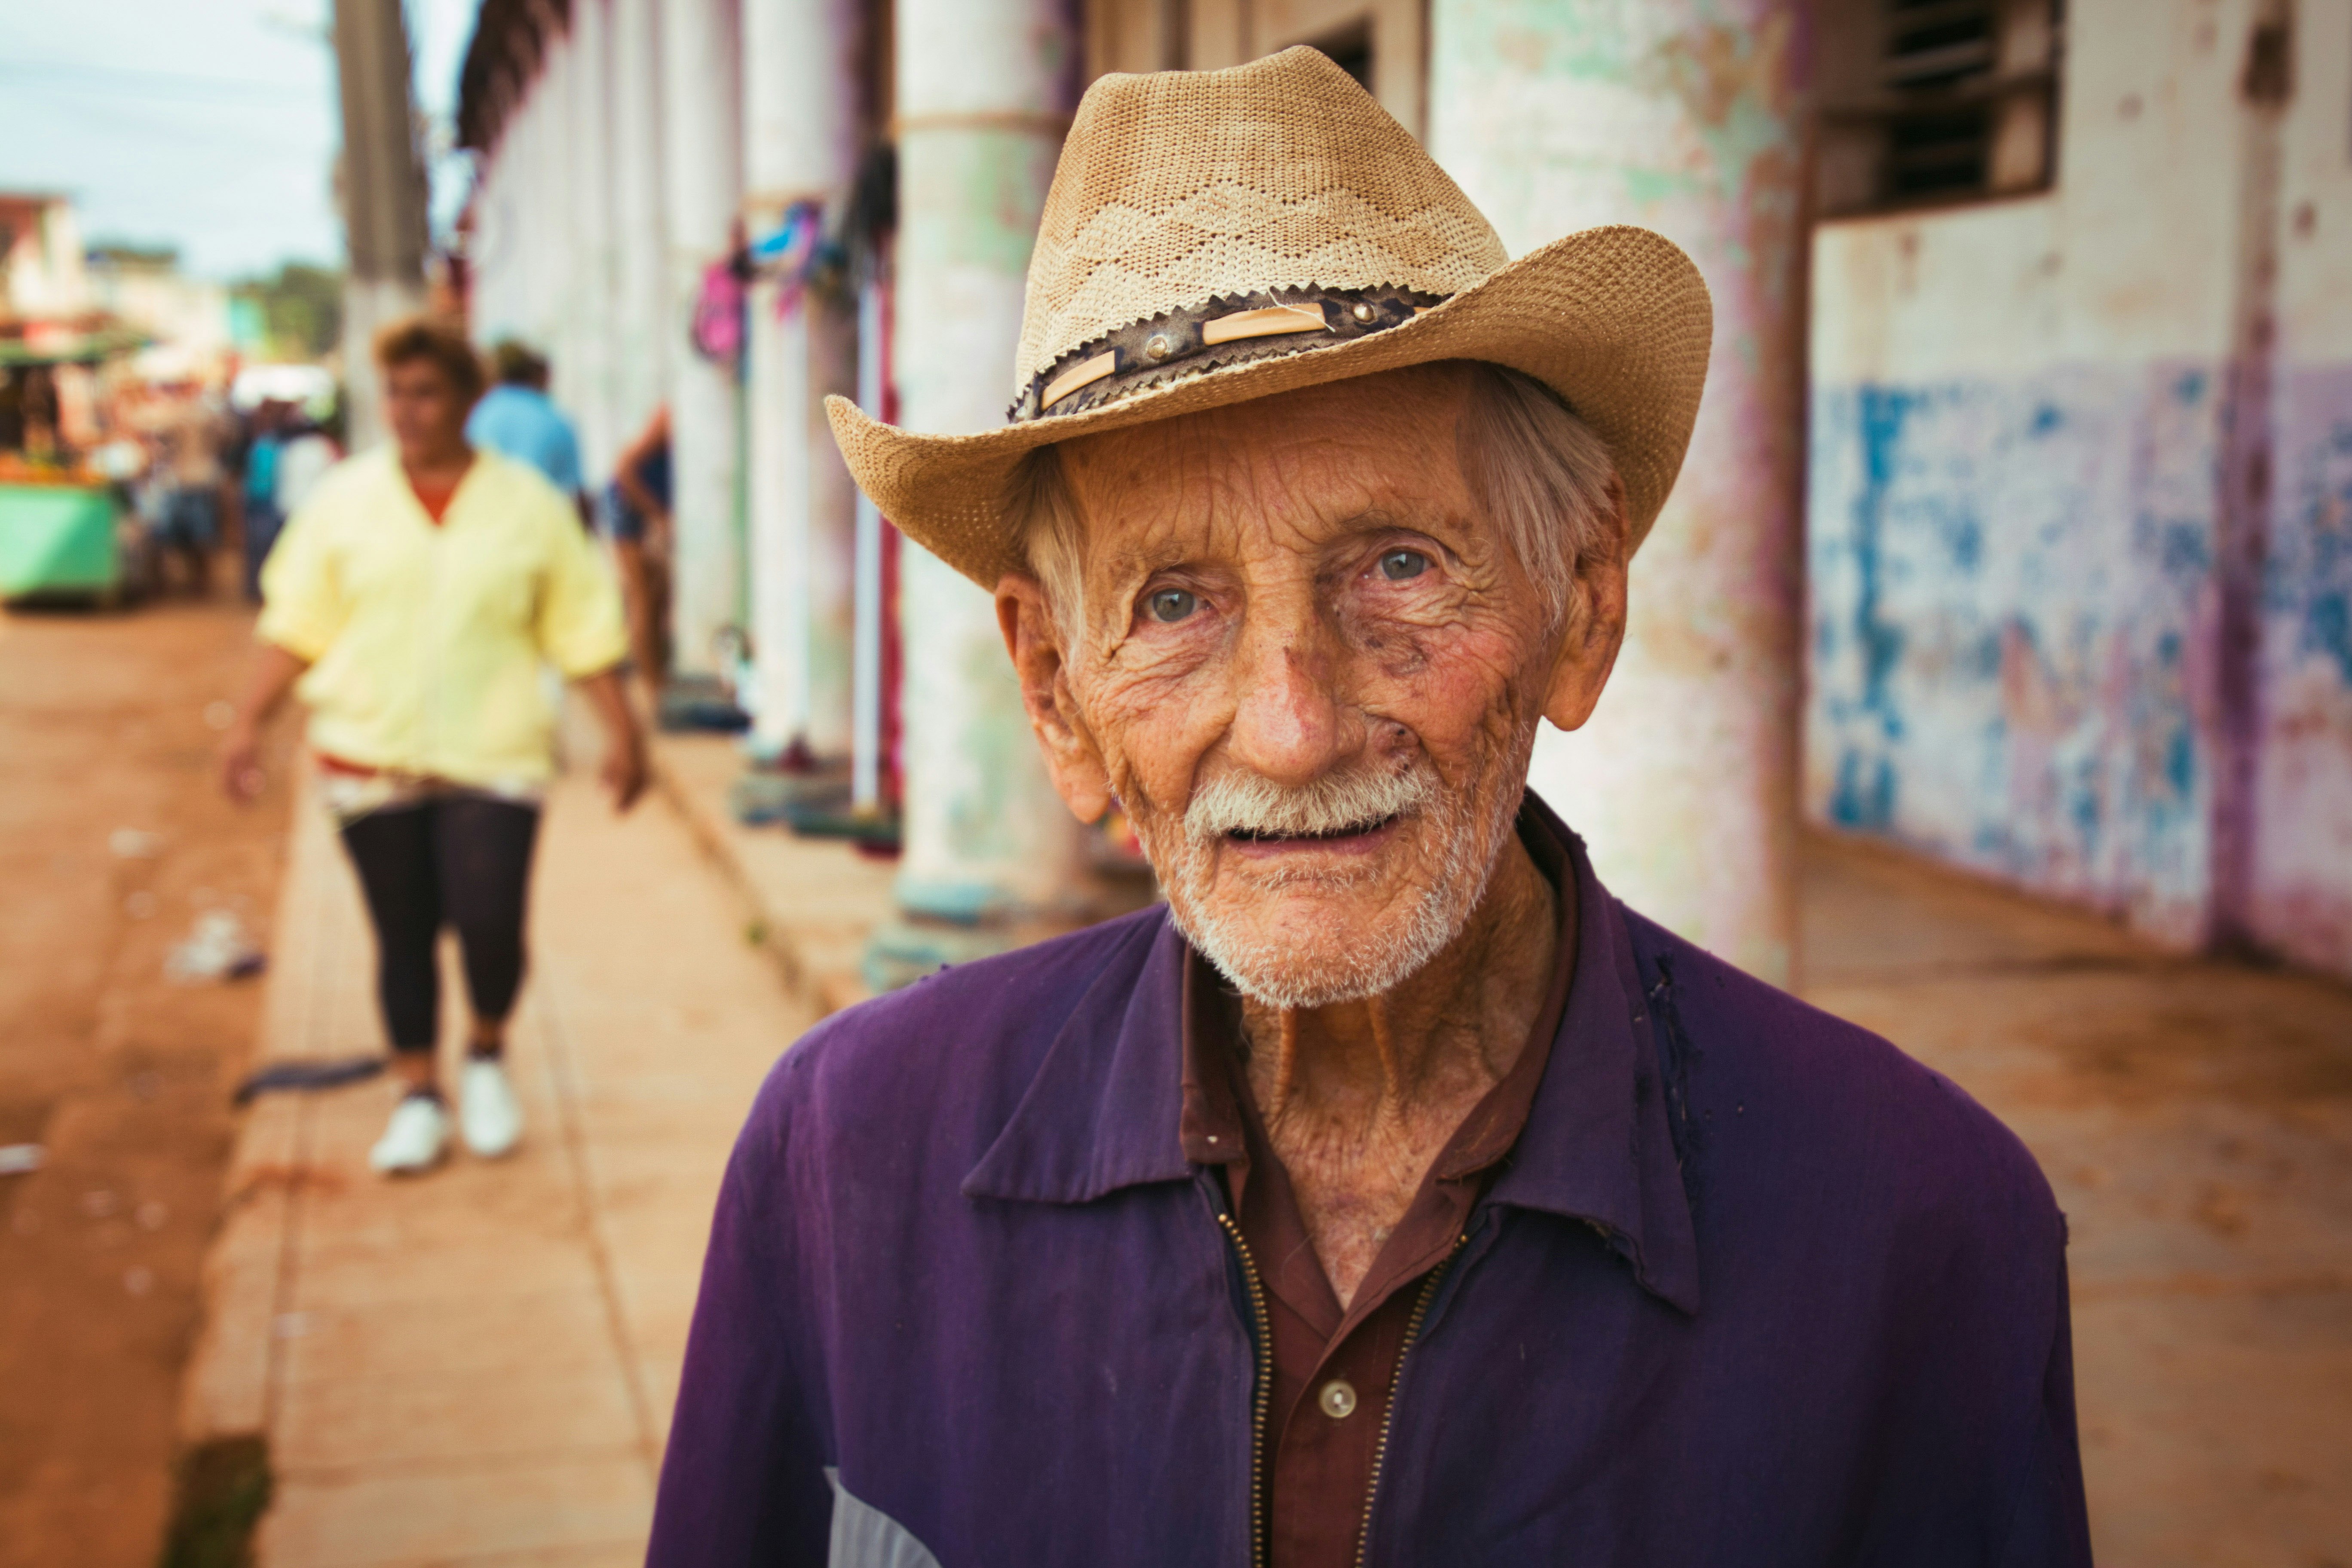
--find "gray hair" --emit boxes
[1006,361,1620,645]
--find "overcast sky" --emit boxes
[0,0,482,281]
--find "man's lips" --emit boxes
[1226,813,1395,842]
[1220,814,1403,855]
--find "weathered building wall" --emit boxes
[0,195,91,320]
[2254,0,2352,972]
[1806,0,2352,971]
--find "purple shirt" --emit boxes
[649,796,2091,1567]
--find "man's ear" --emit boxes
[996,572,1115,823]
[1541,475,1631,732]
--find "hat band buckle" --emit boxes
[1012,285,1448,423]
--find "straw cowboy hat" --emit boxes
[826,46,1713,589]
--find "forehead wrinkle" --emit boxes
[1192,448,1462,569]
[1057,367,1493,595]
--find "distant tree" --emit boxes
[231,263,344,361]
[88,241,184,267]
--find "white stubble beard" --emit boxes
[1133,742,1532,1011]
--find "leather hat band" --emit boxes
[1010,285,1449,423]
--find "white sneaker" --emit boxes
[370,1094,451,1176]
[459,1057,524,1159]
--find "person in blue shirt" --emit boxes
[239,397,289,601]
[465,340,585,517]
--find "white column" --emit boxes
[803,283,861,756]
[514,72,554,357]
[609,0,668,442]
[1429,0,1811,985]
[659,0,745,677]
[497,87,531,341]
[884,0,1088,940]
[567,0,619,480]
[851,279,889,814]
[539,36,581,414]
[740,0,861,758]
[467,136,517,343]
[511,104,539,340]
[742,284,810,750]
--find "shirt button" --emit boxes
[1318,1379,1359,1419]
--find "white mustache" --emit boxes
[1182,763,1436,841]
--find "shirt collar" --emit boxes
[1489,792,1701,1314]
[960,916,1197,1204]
[961,790,1702,1316]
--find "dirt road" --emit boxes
[0,599,297,1568]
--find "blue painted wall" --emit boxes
[1807,363,2228,944]
[2252,365,2352,972]
[1809,358,2352,969]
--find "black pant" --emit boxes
[340,796,542,1052]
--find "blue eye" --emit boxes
[1379,549,1429,581]
[1147,588,1197,622]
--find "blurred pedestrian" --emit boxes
[239,398,291,601]
[467,339,588,520]
[141,379,232,596]
[218,315,646,1178]
[603,403,673,693]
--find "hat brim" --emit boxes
[826,224,1712,589]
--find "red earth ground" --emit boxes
[0,597,299,1568]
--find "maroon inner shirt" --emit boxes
[1178,811,1580,1568]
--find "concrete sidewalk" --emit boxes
[652,735,894,1018]
[181,764,817,1568]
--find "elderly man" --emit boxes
[649,50,2089,1568]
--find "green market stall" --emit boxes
[0,480,119,599]
[0,328,144,603]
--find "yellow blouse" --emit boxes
[257,446,628,788]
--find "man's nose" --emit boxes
[1224,594,1359,787]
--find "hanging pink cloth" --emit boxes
[690,260,746,363]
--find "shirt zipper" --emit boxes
[1216,1211,1273,1568]
[1354,1230,1472,1568]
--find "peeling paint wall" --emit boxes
[2251,0,2352,973]
[2260,361,2352,969]
[1807,0,2352,974]
[1810,363,2229,943]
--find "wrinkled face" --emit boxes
[383,357,473,463]
[1032,367,1574,1008]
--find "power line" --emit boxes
[0,57,328,103]
[0,92,334,150]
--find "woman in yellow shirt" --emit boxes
[220,316,646,1176]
